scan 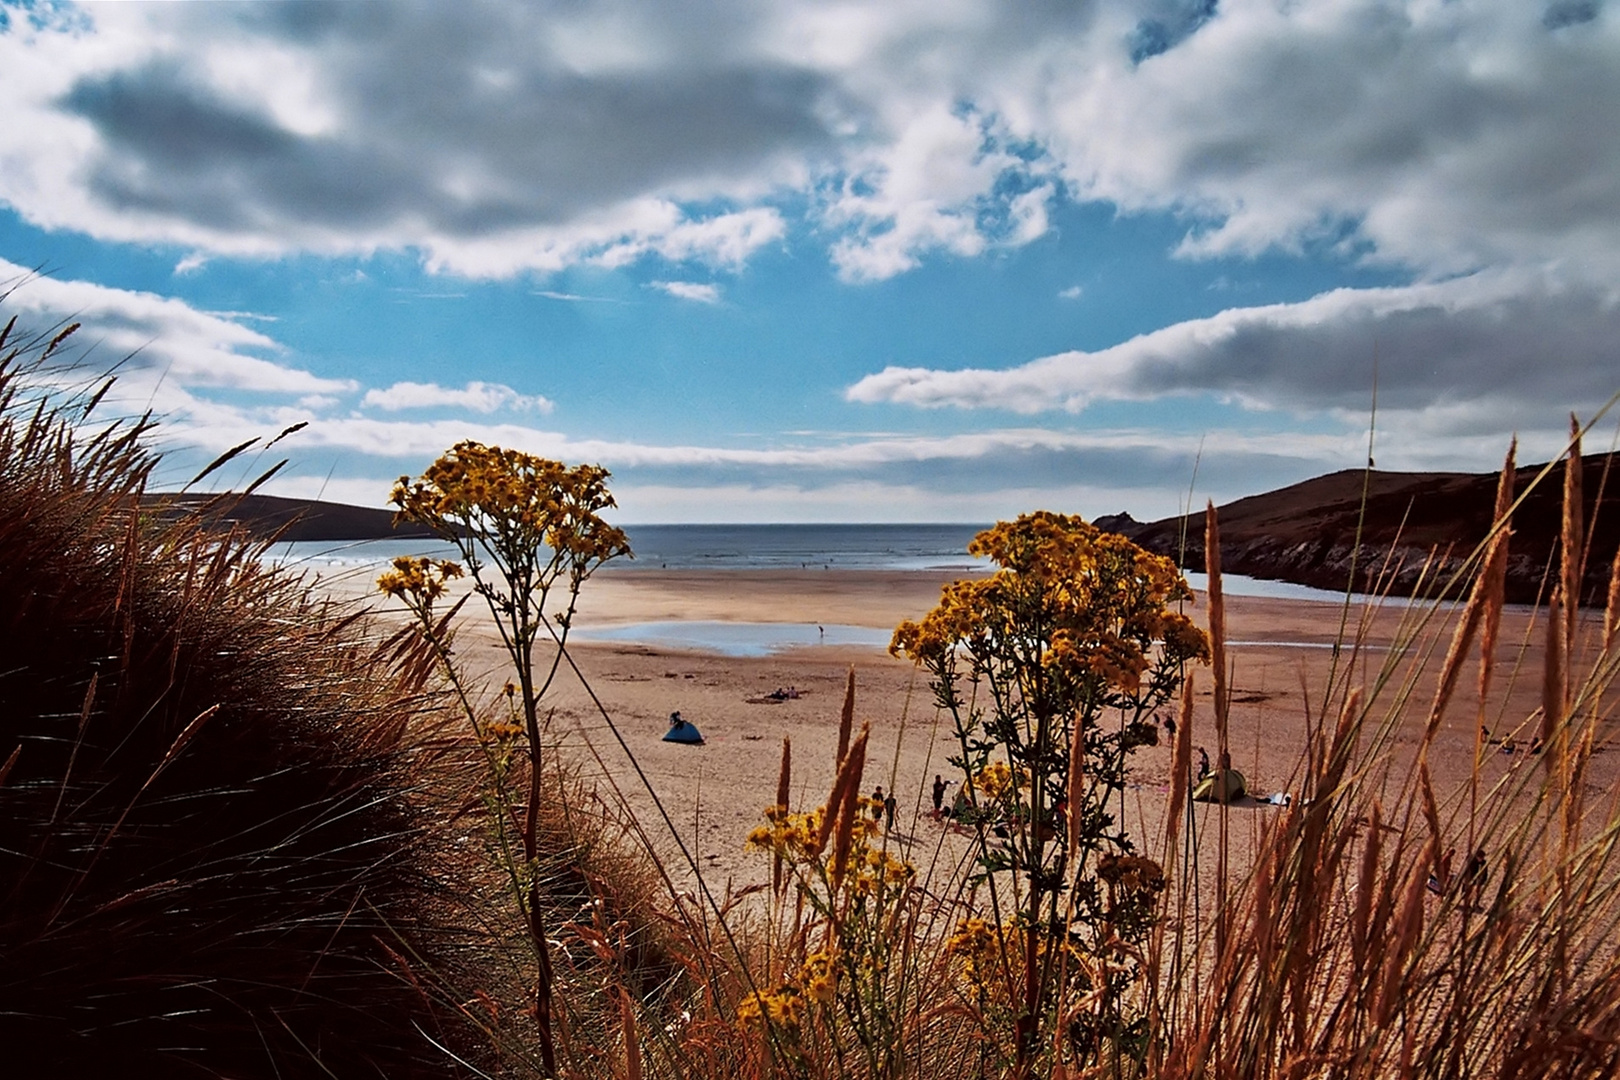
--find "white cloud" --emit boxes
[1058,284,1083,299]
[847,270,1620,425]
[361,380,555,414]
[185,405,1372,519]
[1071,1,1620,281]
[826,105,1025,281]
[534,289,620,303]
[0,259,353,396]
[650,280,722,303]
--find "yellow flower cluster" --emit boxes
[944,916,1092,992]
[746,804,831,861]
[853,846,914,896]
[891,511,1209,688]
[746,798,912,895]
[972,761,1020,802]
[376,555,463,603]
[1096,853,1166,896]
[943,917,999,983]
[735,984,805,1030]
[800,949,838,1004]
[390,440,631,567]
[483,720,524,743]
[735,948,841,1031]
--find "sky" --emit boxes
[0,0,1615,523]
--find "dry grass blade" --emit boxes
[618,987,643,1080]
[1605,545,1620,654]
[185,435,257,490]
[773,736,791,896]
[836,665,855,768]
[1165,676,1194,858]
[1563,415,1584,656]
[1351,800,1382,989]
[1425,572,1484,748]
[817,721,868,857]
[1544,596,1567,778]
[1375,847,1431,1029]
[1205,499,1229,755]
[831,724,870,884]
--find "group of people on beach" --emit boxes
[1481,726,1543,757]
[870,786,898,829]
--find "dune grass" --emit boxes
[0,321,504,1076]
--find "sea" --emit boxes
[265,523,994,576]
[265,524,1367,656]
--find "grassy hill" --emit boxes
[1116,454,1620,604]
[144,492,437,541]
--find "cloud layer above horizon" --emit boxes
[0,0,1615,520]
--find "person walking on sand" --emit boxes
[884,792,897,830]
[871,786,886,821]
[932,774,948,816]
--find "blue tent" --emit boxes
[662,711,704,745]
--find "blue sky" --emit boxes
[0,0,1615,522]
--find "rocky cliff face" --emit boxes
[1112,456,1620,606]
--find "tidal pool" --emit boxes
[573,621,891,657]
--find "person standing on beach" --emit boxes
[884,791,897,830]
[871,786,886,821]
[932,774,947,816]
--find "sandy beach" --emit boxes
[335,563,1612,894]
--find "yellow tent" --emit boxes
[1192,768,1246,804]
